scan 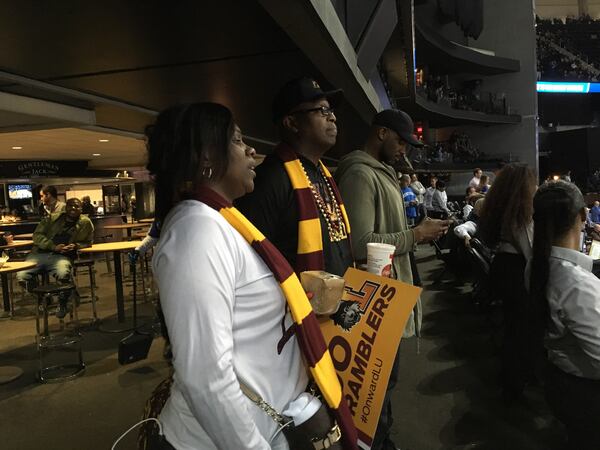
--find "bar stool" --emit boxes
[7,251,31,311]
[8,259,44,318]
[73,258,99,324]
[33,283,85,383]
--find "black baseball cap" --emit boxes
[272,77,344,122]
[372,109,424,147]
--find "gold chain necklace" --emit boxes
[300,161,347,242]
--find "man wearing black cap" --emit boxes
[335,109,449,450]
[237,77,353,277]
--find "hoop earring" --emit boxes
[202,167,213,180]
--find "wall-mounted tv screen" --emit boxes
[8,184,32,200]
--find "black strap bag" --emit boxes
[119,252,153,365]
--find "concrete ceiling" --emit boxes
[0,0,374,169]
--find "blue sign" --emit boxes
[537,81,600,94]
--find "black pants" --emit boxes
[371,257,419,449]
[409,251,421,287]
[490,253,534,397]
[371,347,401,450]
[545,362,600,449]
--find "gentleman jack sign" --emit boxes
[319,267,421,450]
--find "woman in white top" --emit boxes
[409,173,426,204]
[424,175,437,213]
[478,163,537,401]
[146,103,309,450]
[529,181,600,449]
[410,173,427,222]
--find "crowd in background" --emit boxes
[537,15,600,81]
[398,168,489,226]
[418,162,600,449]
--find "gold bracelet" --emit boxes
[311,423,341,449]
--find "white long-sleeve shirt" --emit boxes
[454,221,477,240]
[462,204,473,219]
[424,186,435,210]
[546,246,600,380]
[410,181,426,204]
[431,190,449,214]
[154,200,307,450]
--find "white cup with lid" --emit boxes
[366,243,395,278]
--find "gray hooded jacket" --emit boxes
[335,150,422,337]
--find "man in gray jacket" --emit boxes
[335,109,449,450]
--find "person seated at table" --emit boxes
[529,181,600,449]
[39,185,66,217]
[17,198,94,318]
[81,196,96,216]
[144,102,354,450]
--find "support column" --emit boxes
[579,0,589,17]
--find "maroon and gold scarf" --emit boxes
[275,143,352,273]
[194,187,358,450]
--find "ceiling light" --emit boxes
[98,139,109,143]
[11,146,22,150]
[92,153,101,156]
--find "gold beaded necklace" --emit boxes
[300,161,347,242]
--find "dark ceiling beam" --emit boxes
[0,70,158,116]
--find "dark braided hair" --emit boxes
[145,102,234,223]
[529,180,586,341]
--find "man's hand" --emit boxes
[55,244,76,253]
[413,218,451,243]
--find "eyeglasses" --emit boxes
[290,106,335,117]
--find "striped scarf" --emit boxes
[194,187,358,450]
[275,143,352,273]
